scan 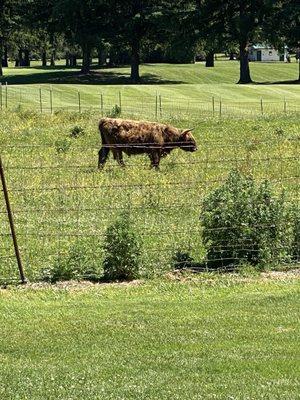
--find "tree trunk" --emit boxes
[81,44,91,74]
[0,39,3,77]
[50,49,56,67]
[97,49,102,67]
[24,49,30,67]
[16,49,23,67]
[130,40,140,82]
[238,41,252,84]
[42,50,47,67]
[70,55,77,67]
[205,51,214,67]
[2,45,8,67]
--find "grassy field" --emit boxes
[0,61,299,117]
[0,110,299,282]
[0,275,300,399]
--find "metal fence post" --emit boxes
[0,83,2,110]
[155,93,158,119]
[5,82,8,109]
[284,97,287,114]
[0,156,26,284]
[159,94,162,118]
[78,91,81,113]
[100,93,104,116]
[118,91,122,113]
[260,98,263,115]
[50,86,53,114]
[39,87,43,113]
[219,98,222,117]
[212,96,215,116]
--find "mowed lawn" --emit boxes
[0,276,299,400]
[1,61,299,113]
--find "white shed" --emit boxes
[248,44,288,62]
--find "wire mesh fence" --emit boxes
[1,83,300,119]
[0,134,299,283]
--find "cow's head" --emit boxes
[179,129,197,152]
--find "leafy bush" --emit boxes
[291,206,300,261]
[172,250,194,270]
[41,238,102,283]
[103,212,141,281]
[70,125,85,138]
[200,170,293,269]
[107,104,121,118]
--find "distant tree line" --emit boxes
[0,0,299,82]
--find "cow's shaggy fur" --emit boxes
[98,118,197,169]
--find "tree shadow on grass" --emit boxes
[0,66,185,85]
[253,79,299,85]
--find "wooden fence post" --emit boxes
[0,156,26,284]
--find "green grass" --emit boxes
[0,61,299,117]
[0,111,299,281]
[0,276,299,399]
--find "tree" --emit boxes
[224,0,280,84]
[0,0,20,76]
[53,0,107,73]
[264,0,300,80]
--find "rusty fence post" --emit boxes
[0,156,26,283]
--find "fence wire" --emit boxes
[0,134,299,283]
[0,83,300,119]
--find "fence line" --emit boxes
[0,83,299,119]
[0,137,299,283]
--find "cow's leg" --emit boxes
[98,147,110,169]
[112,149,125,167]
[149,152,161,170]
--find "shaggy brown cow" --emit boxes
[98,117,197,169]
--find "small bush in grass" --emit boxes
[103,212,141,281]
[200,170,293,269]
[70,125,85,138]
[41,239,102,283]
[108,105,121,118]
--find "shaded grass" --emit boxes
[0,276,299,399]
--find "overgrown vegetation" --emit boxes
[103,212,141,281]
[201,170,294,269]
[0,110,299,282]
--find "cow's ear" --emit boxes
[181,129,193,139]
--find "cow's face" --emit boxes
[179,129,197,152]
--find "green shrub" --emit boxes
[172,250,194,270]
[200,170,293,269]
[103,212,141,281]
[107,105,121,118]
[41,238,102,283]
[291,205,300,261]
[70,125,85,138]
